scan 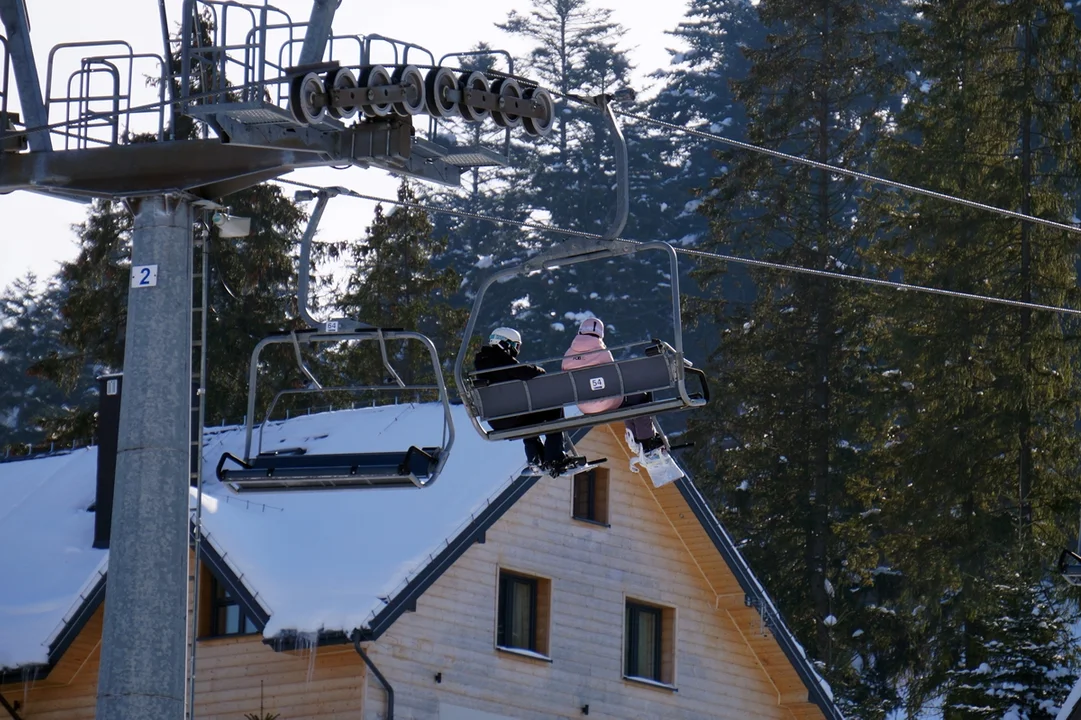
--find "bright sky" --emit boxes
[0,0,691,293]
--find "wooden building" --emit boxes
[0,404,842,719]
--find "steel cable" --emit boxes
[273,177,1081,319]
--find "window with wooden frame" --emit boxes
[572,468,609,525]
[208,574,259,637]
[496,569,551,657]
[624,599,676,686]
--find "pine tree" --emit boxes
[944,571,1077,719]
[685,0,911,713]
[641,0,766,249]
[493,0,673,361]
[0,275,97,453]
[856,1,1081,712]
[333,180,467,389]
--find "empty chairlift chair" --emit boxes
[216,328,454,492]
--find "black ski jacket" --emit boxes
[472,344,562,430]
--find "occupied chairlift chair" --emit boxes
[216,188,455,492]
[453,91,710,442]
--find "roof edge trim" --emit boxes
[362,471,542,641]
[0,571,107,685]
[673,477,845,720]
[197,531,271,629]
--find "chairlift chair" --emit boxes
[216,188,455,492]
[453,92,709,442]
[216,327,454,492]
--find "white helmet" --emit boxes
[489,327,522,355]
[578,317,604,338]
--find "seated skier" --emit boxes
[561,317,667,454]
[472,327,570,472]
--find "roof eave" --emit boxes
[0,571,107,685]
[673,476,845,720]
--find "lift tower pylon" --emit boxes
[95,196,194,720]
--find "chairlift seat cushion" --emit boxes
[475,355,674,421]
[220,447,441,486]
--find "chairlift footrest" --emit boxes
[546,456,607,478]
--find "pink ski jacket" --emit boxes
[562,334,622,414]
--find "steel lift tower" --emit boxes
[0,2,553,719]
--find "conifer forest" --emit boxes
[7,0,1081,717]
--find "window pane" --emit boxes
[224,604,240,634]
[509,579,534,650]
[244,614,258,634]
[626,604,663,681]
[573,473,593,519]
[635,609,660,680]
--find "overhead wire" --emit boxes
[6,60,1079,239]
[272,177,1081,319]
[611,108,1081,237]
[8,56,1081,319]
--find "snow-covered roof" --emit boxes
[0,448,108,669]
[196,402,529,637]
[0,402,527,670]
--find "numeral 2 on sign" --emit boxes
[131,265,159,288]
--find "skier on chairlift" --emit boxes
[472,327,571,473]
[561,317,668,455]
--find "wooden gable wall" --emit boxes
[1,561,368,720]
[358,424,827,720]
[0,604,103,719]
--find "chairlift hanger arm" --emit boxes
[294,186,346,330]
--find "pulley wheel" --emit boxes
[457,71,491,123]
[425,66,459,119]
[521,87,555,137]
[289,72,327,126]
[325,67,359,120]
[391,65,426,116]
[490,77,523,129]
[359,65,393,118]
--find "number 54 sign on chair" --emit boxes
[130,264,158,288]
